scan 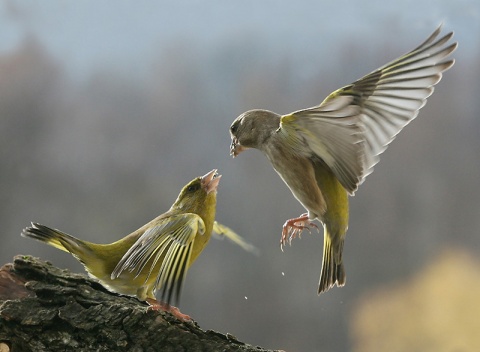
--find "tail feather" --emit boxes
[21,222,85,255]
[318,227,346,294]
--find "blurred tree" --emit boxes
[351,248,480,352]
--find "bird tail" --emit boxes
[318,225,346,294]
[21,222,90,259]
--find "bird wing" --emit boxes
[278,26,457,195]
[212,221,259,255]
[111,213,205,304]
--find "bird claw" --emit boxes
[145,298,193,322]
[280,214,319,251]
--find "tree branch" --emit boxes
[0,255,281,352]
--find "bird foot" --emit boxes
[280,213,319,251]
[146,298,192,322]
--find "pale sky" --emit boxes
[0,0,477,80]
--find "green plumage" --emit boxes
[230,26,456,294]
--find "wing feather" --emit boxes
[111,213,204,304]
[279,26,456,194]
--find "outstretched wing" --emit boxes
[212,221,259,255]
[279,26,457,195]
[111,213,205,305]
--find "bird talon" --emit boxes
[281,214,318,249]
[146,298,193,322]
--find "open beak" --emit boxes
[201,169,221,194]
[230,137,246,158]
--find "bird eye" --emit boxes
[187,184,199,193]
[230,123,238,134]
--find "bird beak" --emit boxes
[201,169,221,194]
[230,137,246,157]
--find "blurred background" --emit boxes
[1,0,479,351]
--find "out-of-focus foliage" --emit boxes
[352,248,480,352]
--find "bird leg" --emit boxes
[145,298,192,322]
[281,213,319,251]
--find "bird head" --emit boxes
[172,169,221,212]
[229,109,281,157]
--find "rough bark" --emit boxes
[0,255,280,352]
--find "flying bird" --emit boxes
[229,26,457,294]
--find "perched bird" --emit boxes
[22,170,225,321]
[229,26,457,294]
